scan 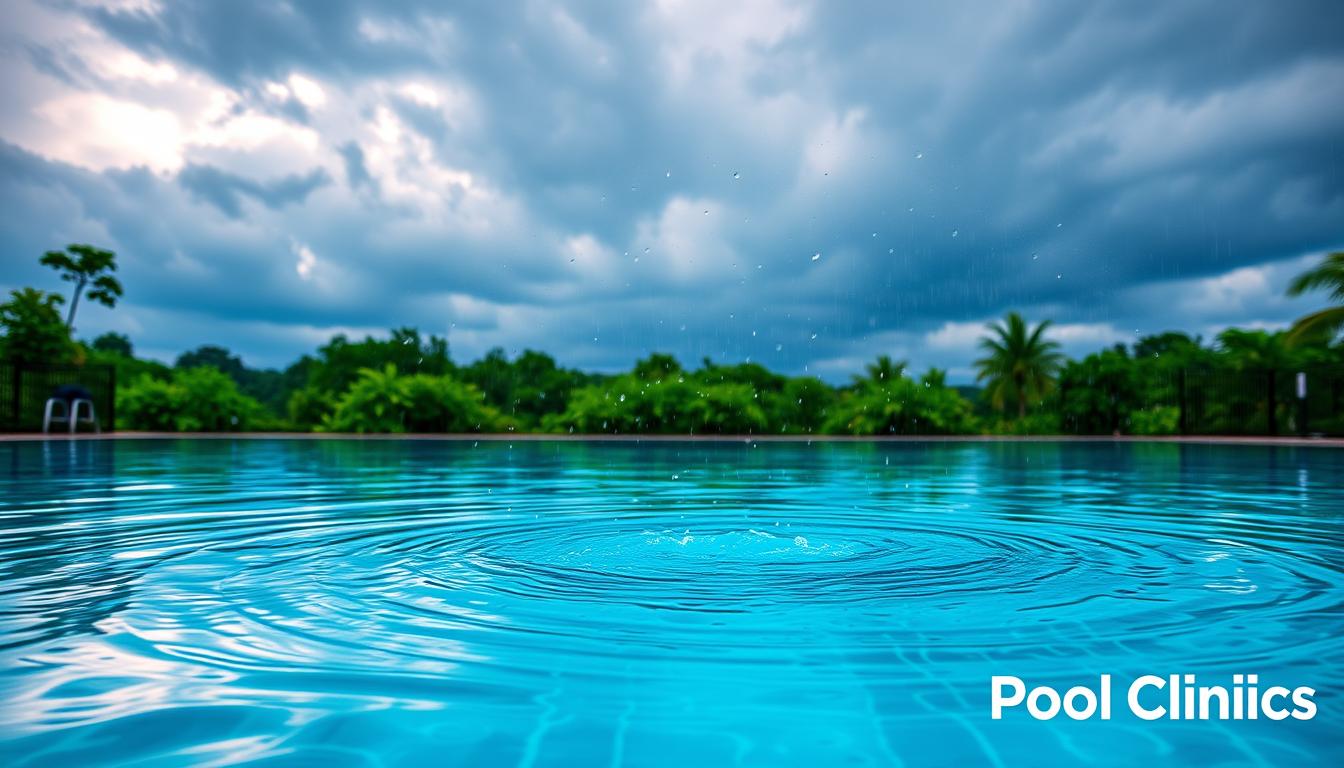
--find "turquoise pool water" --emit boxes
[1,439,1341,766]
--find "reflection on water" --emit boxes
[1,439,1341,766]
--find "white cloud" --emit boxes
[293,241,318,280]
[33,94,183,171]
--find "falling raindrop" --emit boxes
[1031,252,1039,260]
[665,171,671,178]
[619,394,626,402]
[811,252,821,261]
[775,343,783,352]
[914,151,923,159]
[643,247,650,253]
[951,229,959,238]
[810,333,818,340]
[733,172,740,179]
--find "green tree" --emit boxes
[775,376,835,434]
[974,312,1063,419]
[91,332,133,357]
[1286,251,1344,344]
[320,365,503,433]
[458,348,598,428]
[177,344,289,415]
[301,327,451,395]
[40,244,123,329]
[177,345,246,377]
[117,367,266,431]
[824,364,974,435]
[1215,328,1292,371]
[855,355,907,385]
[632,353,682,381]
[1058,345,1138,434]
[0,288,73,365]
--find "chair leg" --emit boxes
[43,399,66,434]
[71,399,98,434]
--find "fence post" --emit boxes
[1266,368,1277,436]
[1296,371,1308,437]
[10,365,20,432]
[1059,380,1068,434]
[1177,368,1187,435]
[108,364,116,432]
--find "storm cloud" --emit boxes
[1,0,1340,378]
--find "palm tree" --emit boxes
[1286,251,1344,344]
[974,312,1063,419]
[39,244,123,330]
[1215,328,1291,371]
[854,355,907,386]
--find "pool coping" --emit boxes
[2,432,1342,447]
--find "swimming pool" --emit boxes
[1,438,1341,766]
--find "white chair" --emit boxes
[43,398,100,434]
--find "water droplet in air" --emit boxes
[951,229,959,238]
[1032,252,1039,260]
[810,333,818,340]
[914,151,923,159]
[665,171,671,178]
[811,252,821,261]
[733,172,740,179]
[643,247,650,253]
[619,394,626,402]
[794,536,809,547]
[775,344,783,352]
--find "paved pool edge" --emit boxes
[3,432,1343,447]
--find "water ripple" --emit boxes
[1,439,1342,766]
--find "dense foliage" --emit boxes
[5,247,1343,435]
[320,365,504,433]
[117,367,268,431]
[0,289,73,366]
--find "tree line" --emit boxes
[2,246,1342,435]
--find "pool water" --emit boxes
[1,439,1341,766]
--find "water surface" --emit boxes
[1,439,1341,766]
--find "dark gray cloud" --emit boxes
[178,163,330,218]
[0,0,1341,376]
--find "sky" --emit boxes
[1,0,1341,382]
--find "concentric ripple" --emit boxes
[1,439,1342,766]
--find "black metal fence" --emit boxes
[1060,365,1344,437]
[0,362,116,432]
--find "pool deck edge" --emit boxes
[2,432,1343,447]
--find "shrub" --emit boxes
[1128,406,1180,436]
[320,365,504,433]
[117,367,266,431]
[823,376,977,435]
